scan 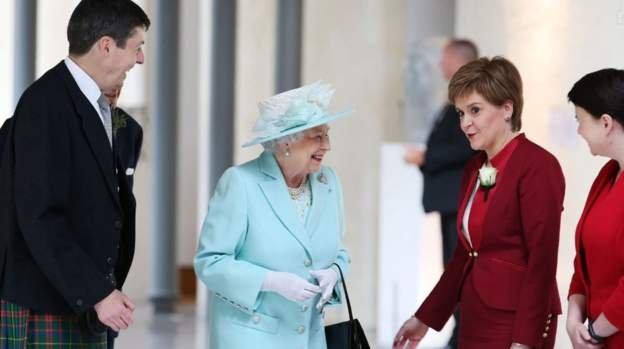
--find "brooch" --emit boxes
[318,172,328,184]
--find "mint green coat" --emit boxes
[194,151,350,349]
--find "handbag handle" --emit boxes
[332,263,354,322]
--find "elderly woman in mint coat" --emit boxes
[194,82,351,349]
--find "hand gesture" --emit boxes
[393,316,428,349]
[310,268,339,310]
[261,271,321,302]
[94,290,135,332]
[567,322,605,349]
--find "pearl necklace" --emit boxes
[288,180,307,199]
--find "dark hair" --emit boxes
[67,0,150,55]
[449,56,523,131]
[446,39,479,62]
[568,68,624,125]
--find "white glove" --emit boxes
[261,271,321,302]
[310,267,339,310]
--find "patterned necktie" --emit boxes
[97,94,113,147]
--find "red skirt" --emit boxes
[458,275,557,349]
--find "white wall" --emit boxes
[301,0,408,330]
[456,1,624,347]
[0,0,14,121]
[235,0,278,164]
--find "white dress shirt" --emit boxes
[63,57,106,127]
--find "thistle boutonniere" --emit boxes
[478,164,497,189]
[111,107,127,136]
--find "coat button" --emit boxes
[546,319,551,324]
[542,333,548,338]
[301,304,309,312]
[106,257,113,265]
[114,221,122,230]
[304,260,312,267]
[545,326,550,331]
[252,315,260,324]
[297,325,305,334]
[76,299,83,306]
[548,313,553,318]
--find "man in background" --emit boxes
[404,38,479,349]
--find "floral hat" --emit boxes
[242,81,351,147]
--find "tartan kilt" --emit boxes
[0,299,107,349]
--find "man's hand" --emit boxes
[94,290,135,332]
[404,147,425,167]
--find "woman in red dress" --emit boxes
[393,57,565,349]
[566,69,624,348]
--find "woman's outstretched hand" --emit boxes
[393,316,428,349]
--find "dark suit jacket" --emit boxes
[416,135,565,347]
[0,61,141,315]
[0,117,12,281]
[0,118,10,164]
[421,104,475,214]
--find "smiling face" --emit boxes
[455,91,514,156]
[574,106,612,156]
[278,125,331,178]
[99,27,145,91]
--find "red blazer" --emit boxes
[416,135,565,347]
[569,160,624,346]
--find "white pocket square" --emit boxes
[125,168,135,176]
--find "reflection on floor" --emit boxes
[116,302,208,349]
[114,302,450,349]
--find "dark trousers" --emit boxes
[441,212,459,349]
[107,330,117,349]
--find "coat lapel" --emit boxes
[306,170,331,233]
[257,152,312,253]
[574,161,617,280]
[58,63,121,210]
[456,154,485,251]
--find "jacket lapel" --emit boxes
[306,170,331,233]
[575,161,617,280]
[58,63,121,210]
[256,152,311,253]
[456,154,485,251]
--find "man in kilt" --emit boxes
[0,1,150,348]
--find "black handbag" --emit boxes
[325,263,370,349]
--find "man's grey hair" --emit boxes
[261,131,305,153]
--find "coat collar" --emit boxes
[456,134,529,250]
[257,151,332,253]
[56,62,121,210]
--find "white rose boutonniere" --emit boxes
[478,165,498,189]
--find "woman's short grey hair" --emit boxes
[261,131,305,153]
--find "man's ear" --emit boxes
[96,36,115,54]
